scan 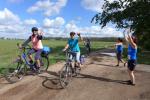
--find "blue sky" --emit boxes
[0,0,123,38]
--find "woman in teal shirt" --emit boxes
[63,32,83,68]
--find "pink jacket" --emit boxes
[31,35,43,50]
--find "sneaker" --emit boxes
[127,80,136,86]
[115,64,119,66]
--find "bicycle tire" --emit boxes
[40,56,49,71]
[4,62,24,83]
[59,64,72,88]
[74,67,81,77]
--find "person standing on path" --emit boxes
[124,30,137,86]
[115,38,126,66]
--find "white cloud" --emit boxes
[0,8,123,39]
[41,18,123,38]
[81,0,114,12]
[0,8,34,38]
[63,21,123,37]
[43,17,65,28]
[0,8,24,35]
[0,8,20,25]
[42,20,122,37]
[27,0,68,16]
[24,19,38,26]
[64,22,78,33]
[42,17,65,37]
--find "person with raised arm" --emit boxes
[22,27,44,71]
[63,32,83,68]
[115,38,126,66]
[124,29,137,86]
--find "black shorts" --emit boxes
[116,52,122,61]
[128,60,137,71]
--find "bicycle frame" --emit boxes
[21,52,35,68]
[19,47,49,71]
[4,45,50,83]
[15,47,36,71]
[65,51,76,66]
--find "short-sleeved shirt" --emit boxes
[116,45,123,53]
[128,44,137,60]
[68,38,80,52]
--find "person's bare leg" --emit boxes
[121,59,125,63]
[75,61,81,68]
[36,59,41,68]
[77,62,81,68]
[131,71,135,84]
[28,55,33,62]
[128,69,132,80]
[116,59,119,66]
[128,69,135,84]
[121,59,127,67]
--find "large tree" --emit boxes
[92,0,150,50]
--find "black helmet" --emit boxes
[31,27,38,32]
[70,32,75,36]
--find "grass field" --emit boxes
[0,39,150,74]
[0,39,114,74]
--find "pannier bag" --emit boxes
[41,46,51,56]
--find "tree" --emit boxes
[92,0,150,50]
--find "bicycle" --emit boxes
[4,45,50,83]
[84,42,91,56]
[59,51,82,88]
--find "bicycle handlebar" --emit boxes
[17,44,32,53]
[63,50,77,55]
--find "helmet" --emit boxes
[31,27,38,32]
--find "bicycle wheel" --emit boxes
[74,66,81,76]
[4,62,25,83]
[59,64,72,88]
[40,56,49,71]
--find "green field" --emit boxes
[0,39,114,74]
[0,39,150,74]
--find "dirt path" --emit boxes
[0,49,150,100]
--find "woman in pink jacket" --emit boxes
[22,27,43,70]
